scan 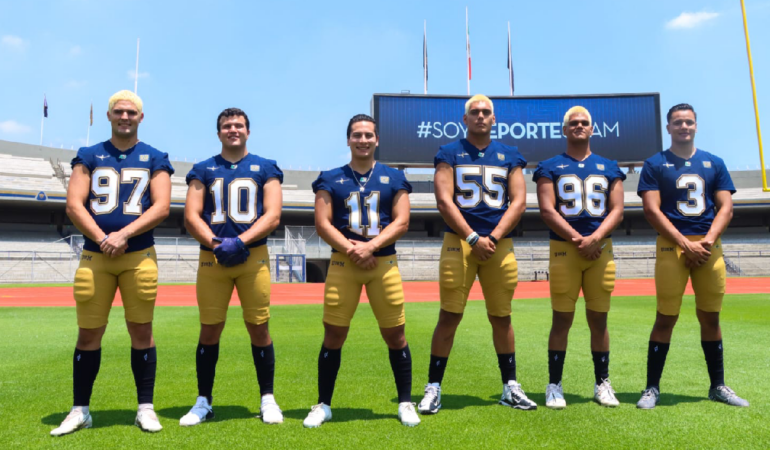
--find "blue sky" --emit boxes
[1,0,768,171]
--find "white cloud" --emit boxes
[666,11,720,29]
[69,45,82,56]
[1,35,28,51]
[0,120,32,134]
[65,80,87,89]
[127,70,150,80]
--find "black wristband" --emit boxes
[488,235,498,245]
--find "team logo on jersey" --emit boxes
[578,163,584,168]
[478,152,485,157]
[230,164,238,169]
[119,154,127,160]
[458,152,469,158]
[685,161,691,167]
[497,153,505,161]
[207,166,219,171]
[663,162,674,168]
[380,176,390,183]
[250,164,260,172]
[703,161,712,168]
[139,154,149,162]
[557,164,569,169]
[96,154,109,161]
[596,164,605,170]
[336,177,348,184]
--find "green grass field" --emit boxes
[1,294,768,449]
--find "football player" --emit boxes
[636,103,748,409]
[418,95,535,414]
[179,108,284,426]
[302,114,418,428]
[52,90,173,436]
[533,106,625,409]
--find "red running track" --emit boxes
[0,278,768,307]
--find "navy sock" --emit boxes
[497,352,517,384]
[646,341,670,389]
[388,345,412,403]
[131,347,157,405]
[318,346,342,406]
[701,340,725,389]
[73,348,101,406]
[591,351,610,384]
[548,350,567,385]
[251,343,276,396]
[428,355,449,385]
[196,342,219,404]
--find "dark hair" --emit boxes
[347,114,378,138]
[217,108,250,132]
[667,103,697,123]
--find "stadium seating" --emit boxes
[0,153,67,193]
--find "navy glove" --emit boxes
[212,237,250,267]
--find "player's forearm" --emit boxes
[369,217,409,251]
[119,203,170,240]
[184,213,217,248]
[490,200,525,240]
[436,198,474,238]
[705,207,733,242]
[591,207,623,241]
[238,211,280,245]
[316,220,354,253]
[644,208,687,246]
[540,208,581,241]
[65,202,107,243]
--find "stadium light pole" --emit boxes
[740,0,768,191]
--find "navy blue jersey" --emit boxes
[637,149,735,236]
[186,153,283,250]
[434,139,527,238]
[533,153,626,241]
[71,140,174,253]
[312,163,412,257]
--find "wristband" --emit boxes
[466,231,480,246]
[101,235,109,243]
[488,235,498,245]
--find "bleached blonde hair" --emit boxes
[465,94,494,115]
[563,106,591,127]
[108,90,143,113]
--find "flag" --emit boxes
[423,20,428,94]
[43,96,48,118]
[507,22,514,96]
[466,7,471,95]
[89,103,93,126]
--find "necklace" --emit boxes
[349,162,376,192]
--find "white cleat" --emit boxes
[417,383,442,414]
[545,382,567,410]
[50,407,92,436]
[594,378,620,407]
[303,403,332,428]
[179,396,214,427]
[135,407,163,432]
[398,402,421,427]
[260,395,284,424]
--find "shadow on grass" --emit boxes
[283,407,393,423]
[517,392,594,405]
[615,392,707,407]
[157,405,254,422]
[42,409,137,428]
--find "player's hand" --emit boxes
[572,235,601,260]
[681,240,710,266]
[471,236,495,262]
[347,240,376,264]
[100,232,129,258]
[356,254,378,270]
[213,237,250,267]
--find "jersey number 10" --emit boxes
[210,178,259,224]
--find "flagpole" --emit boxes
[424,20,428,95]
[466,7,470,95]
[86,125,90,147]
[134,38,140,94]
[40,115,44,146]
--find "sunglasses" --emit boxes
[568,120,590,127]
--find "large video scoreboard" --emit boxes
[372,93,662,167]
